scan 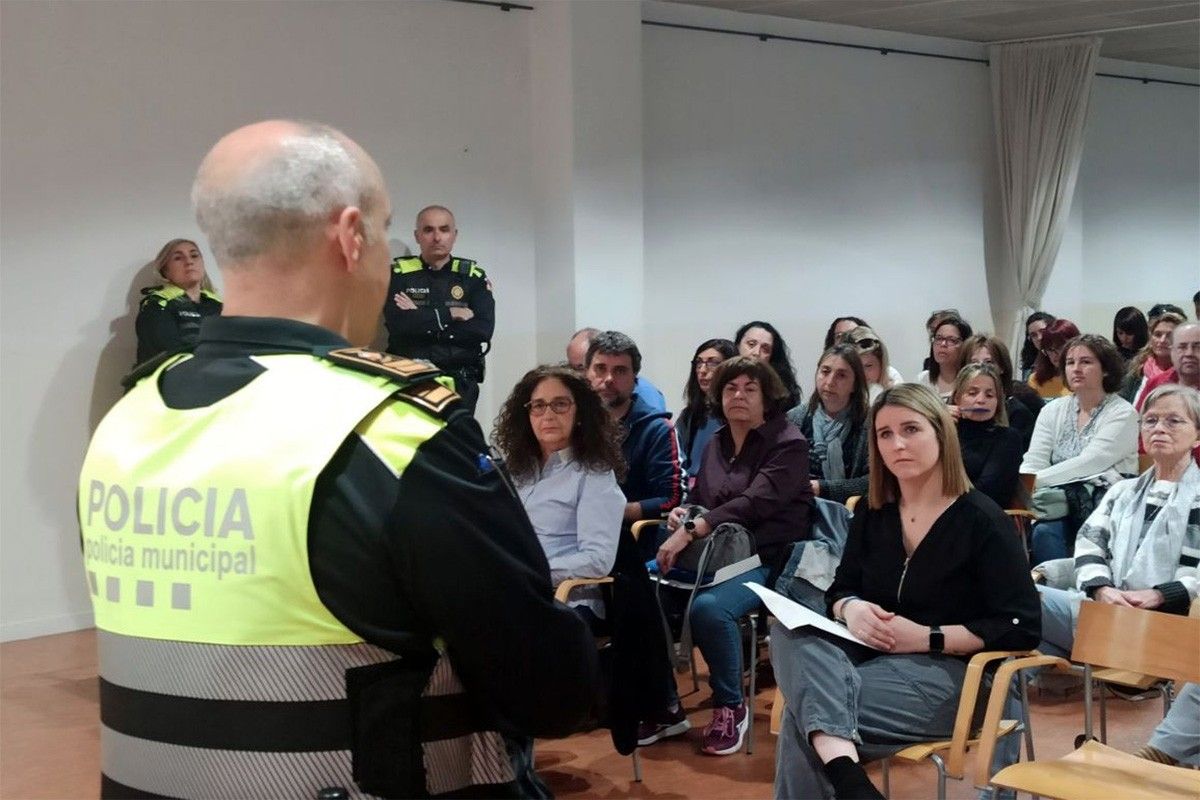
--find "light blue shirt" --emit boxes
[517,449,625,612]
[636,375,667,413]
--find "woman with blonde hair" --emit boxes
[135,238,222,363]
[841,326,902,401]
[771,384,1039,799]
[1120,310,1186,409]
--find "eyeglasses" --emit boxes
[932,336,963,347]
[693,358,724,370]
[1140,415,1192,431]
[526,398,575,416]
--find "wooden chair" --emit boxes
[768,650,1040,800]
[845,495,861,513]
[982,603,1200,800]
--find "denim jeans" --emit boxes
[1035,584,1082,659]
[1030,519,1071,565]
[1151,683,1200,765]
[690,565,771,708]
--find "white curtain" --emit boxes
[988,37,1100,354]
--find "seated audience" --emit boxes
[823,316,869,350]
[1019,311,1056,381]
[950,363,1023,508]
[735,320,802,409]
[1034,385,1199,663]
[1027,318,1080,399]
[916,313,972,401]
[1121,311,1186,408]
[676,338,737,488]
[919,308,964,374]
[1144,322,1200,397]
[568,326,666,412]
[1021,335,1139,563]
[771,383,1040,800]
[586,331,682,559]
[963,334,1042,449]
[786,344,870,503]
[492,365,627,629]
[135,238,222,364]
[1135,682,1200,767]
[1112,306,1149,365]
[840,325,903,399]
[655,357,812,756]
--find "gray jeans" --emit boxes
[1151,682,1200,766]
[771,622,1020,799]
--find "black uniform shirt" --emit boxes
[383,255,495,369]
[153,316,597,739]
[134,287,222,364]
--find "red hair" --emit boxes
[1033,319,1081,385]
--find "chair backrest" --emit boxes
[1071,602,1200,684]
[845,495,861,513]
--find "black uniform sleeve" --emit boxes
[135,301,183,362]
[391,412,599,737]
[443,275,494,346]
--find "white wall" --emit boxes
[641,1,997,407]
[0,0,536,640]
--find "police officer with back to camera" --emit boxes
[78,120,597,800]
[384,205,494,413]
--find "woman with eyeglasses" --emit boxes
[840,326,902,401]
[1027,319,1080,399]
[492,365,627,628]
[1034,384,1200,661]
[1021,335,1139,564]
[787,344,871,502]
[916,314,973,401]
[949,363,1024,508]
[676,338,737,489]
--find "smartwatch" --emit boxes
[929,625,945,654]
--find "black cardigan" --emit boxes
[958,419,1024,509]
[827,490,1041,652]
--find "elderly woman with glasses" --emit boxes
[1034,384,1200,660]
[492,365,627,628]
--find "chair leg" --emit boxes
[1099,679,1108,744]
[929,752,947,800]
[746,611,758,755]
[631,749,642,782]
[1083,664,1095,742]
[1019,668,1035,762]
[880,758,890,798]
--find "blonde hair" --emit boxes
[951,363,1009,427]
[843,326,893,389]
[148,238,214,292]
[867,383,971,509]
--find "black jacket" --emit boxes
[383,256,495,371]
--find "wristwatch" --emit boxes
[683,518,698,539]
[929,625,945,654]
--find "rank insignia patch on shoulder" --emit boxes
[397,380,461,415]
[324,347,443,382]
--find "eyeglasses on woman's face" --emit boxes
[693,358,723,372]
[1140,414,1191,431]
[931,335,962,348]
[525,398,575,416]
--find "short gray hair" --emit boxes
[192,122,377,264]
[1142,384,1200,431]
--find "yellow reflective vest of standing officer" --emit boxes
[78,318,598,799]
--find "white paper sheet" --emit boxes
[744,583,880,650]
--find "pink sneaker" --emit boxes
[700,703,747,755]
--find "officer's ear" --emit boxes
[334,205,365,270]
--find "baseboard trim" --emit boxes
[1,611,95,643]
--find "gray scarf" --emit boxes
[1108,460,1200,590]
[812,405,849,481]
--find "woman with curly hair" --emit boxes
[492,364,627,626]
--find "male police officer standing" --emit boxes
[78,121,596,799]
[384,206,494,413]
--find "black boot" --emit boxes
[822,756,885,800]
